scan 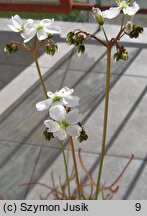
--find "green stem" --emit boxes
[59,141,71,200]
[69,137,81,199]
[33,52,48,99]
[121,13,125,30]
[102,25,109,43]
[95,46,112,200]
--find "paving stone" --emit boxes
[25,146,62,199]
[0,64,26,90]
[0,140,41,199]
[26,150,147,200]
[124,49,147,77]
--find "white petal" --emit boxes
[8,24,19,32]
[66,125,82,138]
[49,104,66,122]
[58,87,74,97]
[43,25,61,34]
[36,98,53,111]
[66,109,81,125]
[21,28,36,43]
[44,120,60,132]
[27,19,34,24]
[53,128,67,140]
[24,22,34,30]
[47,91,54,98]
[40,19,54,26]
[102,7,121,19]
[92,7,103,16]
[37,29,48,40]
[62,95,79,107]
[124,2,140,16]
[12,15,23,29]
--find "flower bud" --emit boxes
[4,43,18,54]
[92,7,104,25]
[74,34,85,47]
[125,21,133,34]
[78,123,88,143]
[113,53,121,62]
[114,47,128,62]
[77,44,85,55]
[43,128,54,141]
[45,42,58,56]
[121,49,128,61]
[66,31,75,45]
[125,22,143,38]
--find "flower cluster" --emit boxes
[8,15,61,43]
[36,87,88,142]
[92,1,140,24]
[66,31,86,55]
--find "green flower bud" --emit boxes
[43,128,54,141]
[114,47,128,62]
[77,44,85,55]
[66,31,75,45]
[121,49,128,61]
[92,7,104,26]
[45,42,58,56]
[4,43,18,54]
[125,23,143,39]
[113,53,121,62]
[78,123,88,143]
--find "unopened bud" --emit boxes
[77,44,85,55]
[113,53,121,62]
[92,7,104,25]
[125,23,143,39]
[45,42,58,56]
[4,43,18,54]
[43,128,54,141]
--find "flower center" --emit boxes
[35,24,44,30]
[17,26,24,32]
[53,96,61,102]
[60,119,69,130]
[120,1,127,9]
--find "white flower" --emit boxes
[118,1,139,15]
[21,18,61,43]
[8,15,24,32]
[96,1,139,20]
[44,105,82,140]
[36,87,79,111]
[8,15,61,43]
[8,15,33,33]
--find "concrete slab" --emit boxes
[0,140,41,199]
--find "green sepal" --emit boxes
[43,128,54,141]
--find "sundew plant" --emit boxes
[5,0,143,200]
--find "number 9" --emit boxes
[135,203,141,211]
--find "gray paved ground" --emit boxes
[0,18,147,200]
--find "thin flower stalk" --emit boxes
[69,137,81,199]
[59,141,71,199]
[32,51,48,99]
[95,45,112,199]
